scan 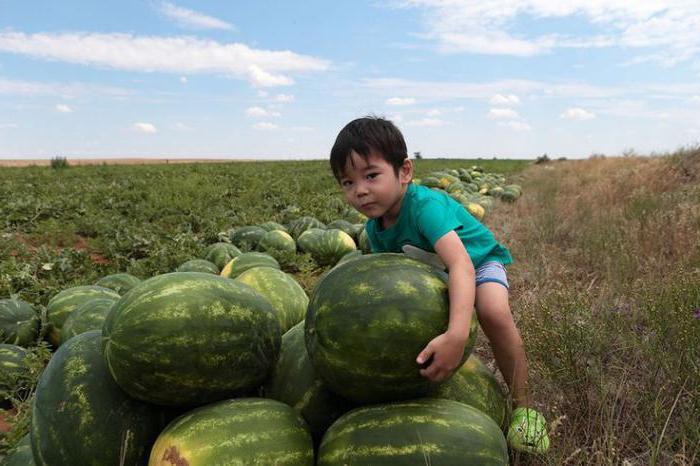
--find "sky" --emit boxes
[1,0,700,160]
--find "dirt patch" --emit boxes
[73,236,110,265]
[0,409,17,433]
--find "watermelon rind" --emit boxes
[317,398,508,466]
[264,322,354,445]
[31,331,165,466]
[45,286,120,347]
[305,253,477,404]
[0,298,40,347]
[102,272,281,406]
[148,398,314,466]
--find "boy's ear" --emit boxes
[399,158,413,184]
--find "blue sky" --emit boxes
[1,0,700,159]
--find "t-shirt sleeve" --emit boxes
[415,199,463,247]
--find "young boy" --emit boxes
[329,116,550,454]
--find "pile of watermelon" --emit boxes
[414,165,522,221]
[1,165,521,465]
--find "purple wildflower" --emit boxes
[694,308,700,320]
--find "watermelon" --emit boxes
[0,298,39,346]
[176,258,219,274]
[60,297,118,344]
[3,433,36,466]
[288,216,325,239]
[94,273,141,295]
[296,228,326,253]
[467,202,486,221]
[230,226,266,251]
[317,399,508,465]
[259,221,288,232]
[102,272,281,406]
[304,229,357,266]
[31,331,165,466]
[148,398,314,466]
[357,228,371,253]
[45,286,120,347]
[256,230,297,258]
[234,267,308,333]
[326,219,355,238]
[220,252,280,280]
[420,177,441,188]
[264,322,354,445]
[305,254,477,404]
[0,344,29,405]
[430,354,507,426]
[202,242,241,270]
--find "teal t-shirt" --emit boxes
[365,183,513,268]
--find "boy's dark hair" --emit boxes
[330,116,407,181]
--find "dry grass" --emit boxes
[484,148,700,465]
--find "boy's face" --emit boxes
[338,149,412,220]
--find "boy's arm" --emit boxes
[416,230,476,382]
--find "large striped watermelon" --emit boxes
[60,297,118,344]
[202,242,241,270]
[31,331,165,466]
[264,322,354,445]
[256,230,297,259]
[304,229,357,266]
[230,226,266,251]
[94,273,141,295]
[148,398,314,466]
[305,254,478,404]
[220,252,280,279]
[234,267,308,333]
[102,272,281,406]
[288,216,325,239]
[175,258,219,274]
[296,228,326,253]
[317,398,508,465]
[0,344,29,406]
[45,285,120,347]
[0,298,39,346]
[430,354,507,426]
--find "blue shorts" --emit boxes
[475,261,509,289]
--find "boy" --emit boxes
[329,116,550,454]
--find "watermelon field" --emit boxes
[0,150,699,465]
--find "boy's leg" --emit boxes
[476,282,550,454]
[474,282,529,406]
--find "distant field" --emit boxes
[1,152,698,465]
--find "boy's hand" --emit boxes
[416,330,467,382]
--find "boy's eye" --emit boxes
[367,173,379,180]
[341,180,353,187]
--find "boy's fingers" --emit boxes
[416,344,434,365]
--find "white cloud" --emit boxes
[489,93,520,106]
[488,108,519,119]
[691,95,700,104]
[246,106,281,118]
[500,120,531,132]
[406,118,446,127]
[253,122,278,130]
[426,109,441,116]
[386,97,416,106]
[275,93,295,102]
[133,122,157,133]
[0,32,329,88]
[561,107,596,120]
[174,122,193,131]
[395,1,700,65]
[0,123,18,129]
[180,76,188,83]
[157,1,234,31]
[55,104,73,113]
[0,77,131,98]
